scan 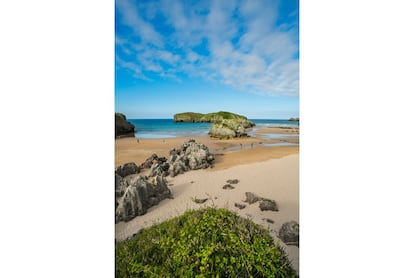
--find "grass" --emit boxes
[116,207,297,277]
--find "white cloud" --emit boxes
[115,0,299,96]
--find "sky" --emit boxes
[115,0,299,119]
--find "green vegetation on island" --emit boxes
[116,207,297,277]
[174,111,250,123]
[288,117,299,122]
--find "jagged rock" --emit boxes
[115,113,135,138]
[115,174,128,197]
[149,162,170,177]
[157,139,214,177]
[209,118,254,139]
[222,184,235,190]
[259,199,279,211]
[279,221,299,247]
[244,192,262,204]
[115,175,172,223]
[235,202,246,209]
[140,154,167,169]
[115,162,141,177]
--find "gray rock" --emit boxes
[209,119,253,139]
[263,218,275,224]
[279,221,299,247]
[115,175,172,223]
[235,202,246,209]
[115,162,140,177]
[140,154,167,169]
[259,199,279,211]
[149,162,170,177]
[115,174,128,198]
[244,192,262,204]
[192,197,208,204]
[222,184,235,190]
[166,139,214,176]
[226,179,239,184]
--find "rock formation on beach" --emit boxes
[115,139,215,222]
[115,174,172,223]
[149,139,215,177]
[115,113,135,138]
[209,118,251,139]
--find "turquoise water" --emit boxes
[129,119,299,139]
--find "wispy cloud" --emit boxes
[115,0,299,96]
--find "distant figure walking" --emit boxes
[240,143,243,149]
[137,138,139,143]
[251,143,253,149]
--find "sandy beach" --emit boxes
[115,127,299,272]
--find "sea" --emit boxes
[129,119,299,139]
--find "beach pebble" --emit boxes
[222,184,235,190]
[234,203,246,209]
[263,218,275,224]
[259,199,278,211]
[192,197,208,204]
[244,192,262,204]
[226,179,239,184]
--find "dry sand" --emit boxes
[115,127,299,272]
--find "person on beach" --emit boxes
[137,138,139,143]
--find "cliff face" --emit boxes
[115,113,135,138]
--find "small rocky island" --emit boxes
[174,111,255,139]
[115,112,135,138]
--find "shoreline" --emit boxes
[115,127,299,170]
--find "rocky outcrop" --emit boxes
[115,139,214,223]
[115,175,172,223]
[209,118,254,139]
[149,139,215,177]
[115,162,141,177]
[279,221,299,247]
[115,113,135,138]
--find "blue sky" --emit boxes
[115,0,299,119]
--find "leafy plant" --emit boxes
[116,207,297,277]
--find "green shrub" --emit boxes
[116,207,297,277]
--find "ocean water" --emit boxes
[129,119,299,139]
